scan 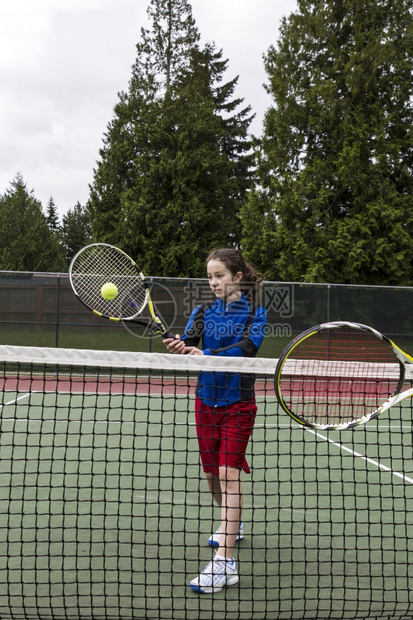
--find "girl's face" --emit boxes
[207,259,243,303]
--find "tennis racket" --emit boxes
[69,243,175,338]
[275,321,413,430]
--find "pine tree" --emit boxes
[61,202,93,265]
[89,0,254,277]
[241,0,413,284]
[46,197,60,233]
[0,175,66,272]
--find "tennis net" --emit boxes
[1,344,413,620]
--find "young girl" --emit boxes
[164,248,267,594]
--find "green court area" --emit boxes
[1,388,413,619]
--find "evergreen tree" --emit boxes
[0,175,66,272]
[61,202,93,265]
[241,0,413,284]
[89,0,254,277]
[46,197,60,233]
[144,0,200,90]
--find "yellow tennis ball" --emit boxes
[101,282,118,300]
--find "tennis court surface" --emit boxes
[0,345,413,620]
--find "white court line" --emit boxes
[0,417,193,426]
[1,393,32,408]
[132,491,266,510]
[306,427,413,485]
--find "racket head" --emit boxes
[69,243,149,320]
[275,321,405,430]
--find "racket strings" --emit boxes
[279,327,402,426]
[70,245,148,318]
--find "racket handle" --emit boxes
[163,329,177,340]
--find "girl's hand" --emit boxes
[187,347,204,356]
[163,335,186,355]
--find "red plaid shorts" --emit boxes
[194,397,257,475]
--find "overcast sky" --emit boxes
[0,0,297,217]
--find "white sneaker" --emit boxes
[207,522,244,547]
[189,556,239,593]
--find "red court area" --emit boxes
[281,376,400,398]
[0,374,196,396]
[0,374,273,398]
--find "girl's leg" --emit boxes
[205,471,222,507]
[189,469,241,594]
[216,466,243,559]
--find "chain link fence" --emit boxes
[2,271,413,357]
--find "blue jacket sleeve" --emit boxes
[204,305,267,358]
[181,304,204,347]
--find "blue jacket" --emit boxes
[183,295,267,407]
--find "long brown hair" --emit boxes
[206,248,262,303]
